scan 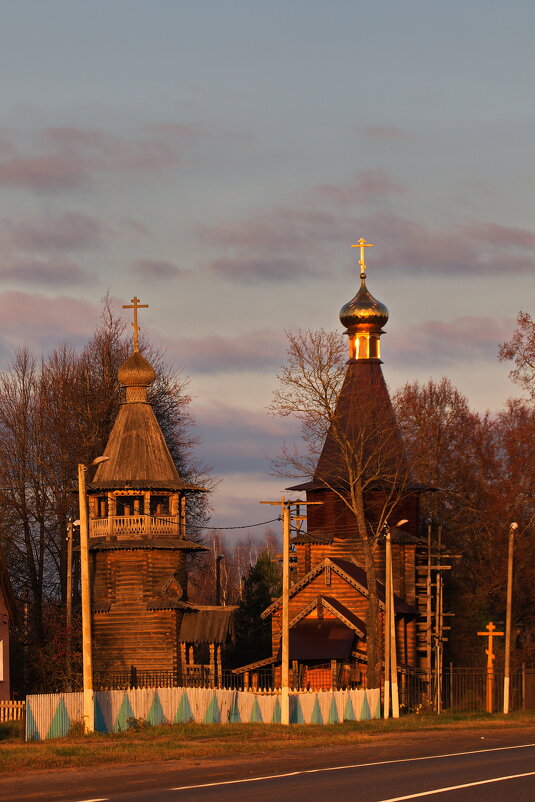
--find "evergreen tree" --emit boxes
[231,552,281,668]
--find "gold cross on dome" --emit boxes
[122,296,149,352]
[351,238,374,278]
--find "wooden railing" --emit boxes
[90,515,179,538]
[0,700,25,722]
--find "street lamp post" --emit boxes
[78,456,109,735]
[504,522,518,715]
[384,519,408,719]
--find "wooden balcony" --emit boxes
[90,514,179,538]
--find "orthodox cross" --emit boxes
[351,238,374,278]
[477,621,504,670]
[477,621,504,713]
[122,296,149,352]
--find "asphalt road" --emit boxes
[2,728,534,802]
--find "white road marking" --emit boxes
[377,771,535,801]
[170,741,535,791]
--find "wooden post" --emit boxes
[281,499,290,722]
[78,463,94,734]
[179,495,186,539]
[217,644,222,688]
[426,522,432,692]
[66,520,73,684]
[504,522,517,714]
[180,642,186,685]
[384,529,391,719]
[477,622,504,713]
[389,535,399,718]
[331,659,338,690]
[259,497,322,724]
[209,643,215,688]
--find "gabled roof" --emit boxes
[289,594,366,638]
[277,620,354,661]
[262,556,418,619]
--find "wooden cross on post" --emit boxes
[351,238,374,279]
[477,621,504,713]
[122,296,148,353]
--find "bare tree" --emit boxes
[270,329,411,687]
[499,311,535,399]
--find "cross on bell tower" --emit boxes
[351,238,374,279]
[122,296,149,352]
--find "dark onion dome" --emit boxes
[339,277,389,331]
[117,350,156,387]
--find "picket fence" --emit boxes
[25,685,381,740]
[0,700,25,722]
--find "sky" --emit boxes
[0,1,533,533]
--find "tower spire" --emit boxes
[122,296,149,353]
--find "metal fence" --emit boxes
[398,666,532,713]
[93,665,534,712]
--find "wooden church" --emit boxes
[246,243,428,687]
[87,299,234,686]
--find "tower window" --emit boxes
[116,496,143,516]
[150,495,170,516]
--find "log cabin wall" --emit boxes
[91,547,188,673]
[93,608,180,673]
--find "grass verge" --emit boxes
[0,710,533,775]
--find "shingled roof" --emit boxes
[288,359,409,493]
[90,348,205,492]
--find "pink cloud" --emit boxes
[209,256,316,283]
[389,316,514,367]
[132,258,182,279]
[365,213,535,274]
[313,170,406,207]
[4,213,110,252]
[0,258,89,285]
[195,402,298,474]
[0,153,89,191]
[0,123,201,193]
[164,329,286,373]
[0,291,98,347]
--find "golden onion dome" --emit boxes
[118,350,156,388]
[339,277,389,331]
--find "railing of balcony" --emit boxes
[89,515,179,538]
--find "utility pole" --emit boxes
[78,463,94,734]
[504,522,518,714]
[215,554,224,605]
[383,526,391,719]
[66,520,74,684]
[426,521,432,692]
[260,497,321,725]
[383,519,407,719]
[78,455,109,735]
